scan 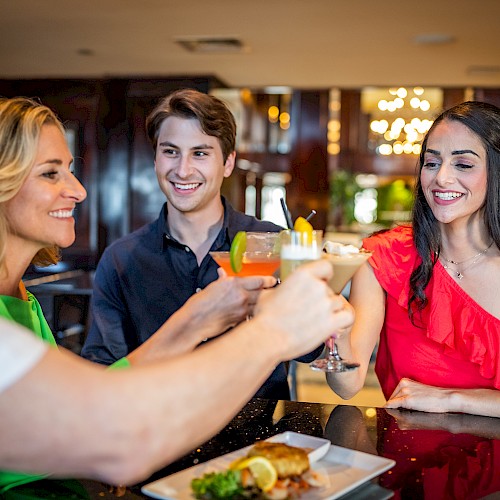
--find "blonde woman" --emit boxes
[0,97,287,492]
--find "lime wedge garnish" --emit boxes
[230,231,247,274]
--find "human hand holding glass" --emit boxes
[310,246,372,372]
[210,232,281,320]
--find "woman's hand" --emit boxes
[386,378,500,418]
[188,270,277,336]
[127,271,276,364]
[385,378,458,413]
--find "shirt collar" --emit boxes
[160,197,233,251]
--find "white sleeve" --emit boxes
[0,318,49,394]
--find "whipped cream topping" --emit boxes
[323,241,360,256]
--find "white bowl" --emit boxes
[266,431,331,463]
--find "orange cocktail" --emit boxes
[210,251,280,277]
[210,231,280,277]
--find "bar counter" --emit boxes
[5,398,500,499]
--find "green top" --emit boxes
[0,290,130,493]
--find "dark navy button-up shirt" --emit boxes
[82,197,322,399]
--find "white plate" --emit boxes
[142,432,395,500]
[265,431,331,463]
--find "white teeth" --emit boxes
[174,183,200,190]
[434,191,463,200]
[49,210,73,218]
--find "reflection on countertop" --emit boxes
[5,398,500,499]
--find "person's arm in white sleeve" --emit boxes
[0,259,353,486]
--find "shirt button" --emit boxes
[195,287,202,293]
[185,246,190,252]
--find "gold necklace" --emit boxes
[441,241,494,280]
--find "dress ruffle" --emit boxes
[363,225,500,390]
[425,263,499,386]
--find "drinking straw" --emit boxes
[306,210,317,222]
[280,197,294,229]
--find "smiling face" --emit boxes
[4,124,87,256]
[154,116,235,218]
[420,119,488,226]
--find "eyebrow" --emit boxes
[36,158,63,167]
[425,148,480,158]
[158,141,214,150]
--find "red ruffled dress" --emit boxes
[362,225,500,399]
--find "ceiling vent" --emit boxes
[466,65,500,76]
[175,37,246,53]
[412,33,455,45]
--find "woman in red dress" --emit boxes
[327,101,500,417]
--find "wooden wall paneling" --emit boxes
[473,88,500,108]
[0,79,100,267]
[96,79,131,252]
[287,90,330,230]
[127,95,164,232]
[442,88,467,111]
[221,168,247,213]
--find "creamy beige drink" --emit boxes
[322,241,372,294]
[309,241,370,372]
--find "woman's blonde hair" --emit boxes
[0,97,66,276]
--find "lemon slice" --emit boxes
[230,456,277,492]
[293,216,313,234]
[294,216,314,244]
[228,456,248,469]
[230,231,247,274]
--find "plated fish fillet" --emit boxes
[247,442,310,478]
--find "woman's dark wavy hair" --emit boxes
[409,101,500,323]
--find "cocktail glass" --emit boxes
[279,230,324,281]
[309,248,372,372]
[210,232,281,277]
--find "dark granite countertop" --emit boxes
[5,398,500,499]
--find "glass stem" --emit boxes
[329,340,342,361]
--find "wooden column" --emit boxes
[286,90,330,230]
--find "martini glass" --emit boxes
[309,249,372,372]
[210,232,281,277]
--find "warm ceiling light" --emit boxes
[379,144,392,155]
[279,112,290,124]
[419,100,431,111]
[328,119,341,132]
[268,106,279,122]
[394,98,404,109]
[396,88,407,98]
[378,100,388,111]
[410,97,421,108]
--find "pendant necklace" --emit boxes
[441,241,494,280]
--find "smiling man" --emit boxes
[82,89,321,399]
